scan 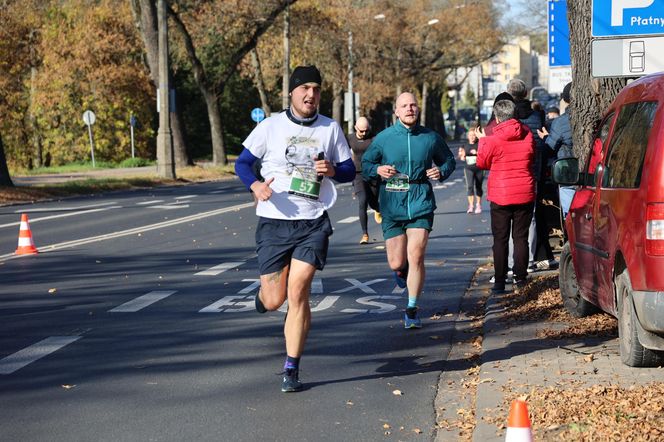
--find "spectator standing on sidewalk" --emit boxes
[508,79,556,272]
[476,99,536,293]
[538,82,574,219]
[458,128,485,214]
[234,65,355,392]
[362,92,455,329]
[348,116,381,244]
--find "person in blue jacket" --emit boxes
[362,92,455,329]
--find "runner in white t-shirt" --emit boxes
[235,65,355,392]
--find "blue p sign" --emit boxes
[251,107,266,123]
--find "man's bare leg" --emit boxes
[405,228,429,298]
[284,259,316,358]
[258,265,289,311]
[385,233,408,272]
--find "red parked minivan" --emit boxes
[553,72,664,367]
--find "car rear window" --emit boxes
[603,101,658,188]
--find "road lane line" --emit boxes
[0,202,255,262]
[149,205,189,210]
[0,206,121,229]
[175,195,197,199]
[109,291,177,312]
[195,262,244,276]
[13,202,118,213]
[338,216,359,224]
[136,200,164,205]
[0,336,82,375]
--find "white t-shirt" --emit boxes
[243,111,352,220]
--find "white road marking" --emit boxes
[200,296,253,313]
[175,195,197,200]
[195,262,244,276]
[338,216,359,224]
[136,200,164,205]
[109,291,177,313]
[0,336,81,375]
[13,202,118,213]
[148,205,189,210]
[332,278,386,294]
[238,278,323,294]
[0,202,255,262]
[341,296,400,314]
[0,206,121,229]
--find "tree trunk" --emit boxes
[131,0,190,167]
[0,133,14,187]
[250,49,271,117]
[203,90,227,166]
[427,86,447,139]
[332,81,343,127]
[568,0,627,165]
[282,5,290,110]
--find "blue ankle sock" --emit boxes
[407,297,417,309]
[284,356,300,371]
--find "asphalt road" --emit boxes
[0,166,494,441]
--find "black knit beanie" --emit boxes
[561,82,572,103]
[289,65,322,93]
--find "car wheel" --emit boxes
[559,242,597,317]
[616,269,664,367]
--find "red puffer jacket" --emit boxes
[476,118,535,206]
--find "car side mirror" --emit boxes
[552,157,580,185]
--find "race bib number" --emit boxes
[288,168,321,200]
[385,173,410,192]
[466,155,477,165]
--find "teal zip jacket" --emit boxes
[362,121,455,221]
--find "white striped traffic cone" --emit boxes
[15,213,38,255]
[505,399,532,442]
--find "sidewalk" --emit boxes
[11,166,158,186]
[471,267,663,441]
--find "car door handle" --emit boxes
[585,213,592,220]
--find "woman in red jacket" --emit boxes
[476,99,536,293]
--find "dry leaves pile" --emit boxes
[485,273,663,440]
[499,274,618,340]
[507,382,664,441]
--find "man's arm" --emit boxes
[433,138,456,181]
[235,148,259,190]
[361,140,382,180]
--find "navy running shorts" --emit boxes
[255,212,333,275]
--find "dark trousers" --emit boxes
[353,175,380,234]
[490,201,535,286]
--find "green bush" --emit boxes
[118,157,154,168]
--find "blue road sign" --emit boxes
[593,0,664,37]
[549,0,571,67]
[251,107,266,123]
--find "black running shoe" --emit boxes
[255,293,267,314]
[281,368,303,392]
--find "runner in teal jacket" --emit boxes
[361,92,455,330]
[361,117,455,222]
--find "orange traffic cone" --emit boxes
[15,213,38,255]
[505,399,532,442]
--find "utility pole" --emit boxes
[157,0,175,179]
[282,3,290,110]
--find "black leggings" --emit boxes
[354,176,379,234]
[464,167,484,197]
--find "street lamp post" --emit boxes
[347,30,355,134]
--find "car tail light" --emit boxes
[646,203,664,255]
